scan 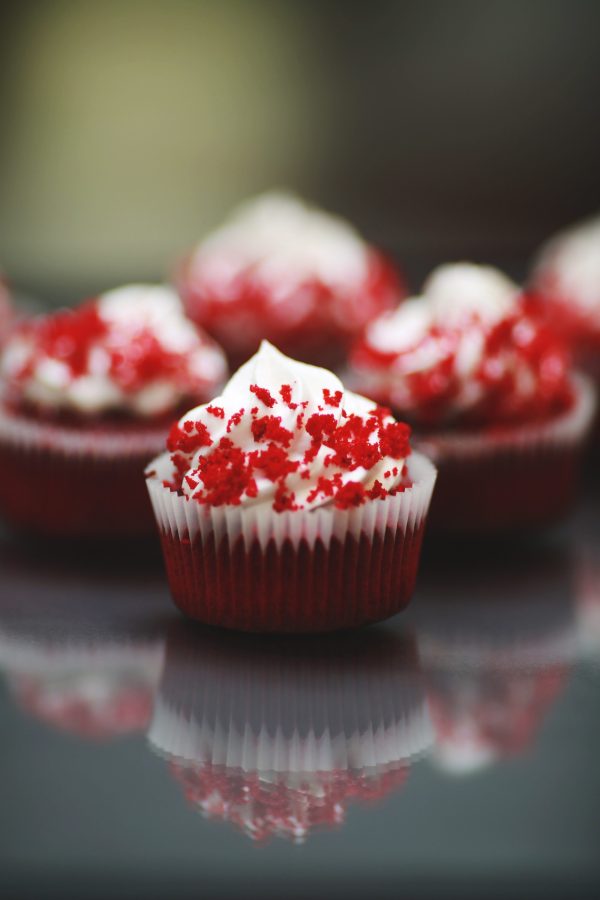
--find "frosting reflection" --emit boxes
[148,626,432,843]
[414,542,576,774]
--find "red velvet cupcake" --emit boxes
[0,284,227,537]
[350,263,596,533]
[148,625,432,842]
[175,192,403,371]
[146,341,436,632]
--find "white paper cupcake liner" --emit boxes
[146,450,436,552]
[0,403,169,459]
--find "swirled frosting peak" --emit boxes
[166,341,412,511]
[1,284,227,418]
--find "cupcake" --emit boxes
[530,215,600,384]
[148,625,433,842]
[0,284,227,537]
[175,191,403,370]
[350,263,596,533]
[145,341,436,632]
[414,543,576,774]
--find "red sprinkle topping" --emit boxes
[323,389,343,407]
[168,381,413,510]
[251,416,294,447]
[249,385,276,408]
[279,384,298,409]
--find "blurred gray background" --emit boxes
[0,0,599,301]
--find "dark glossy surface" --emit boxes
[0,476,599,900]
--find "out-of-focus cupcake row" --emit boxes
[0,193,598,632]
[0,532,598,842]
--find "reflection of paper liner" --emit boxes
[149,627,433,842]
[146,450,436,632]
[0,405,170,537]
[0,630,164,741]
[576,545,600,658]
[413,373,596,533]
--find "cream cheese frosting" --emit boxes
[352,263,571,427]
[188,191,371,294]
[167,341,412,511]
[1,284,227,418]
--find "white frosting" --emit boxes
[176,341,406,511]
[534,216,600,321]
[424,263,518,327]
[358,264,529,421]
[1,284,227,417]
[189,192,370,294]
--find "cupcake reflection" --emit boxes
[148,625,432,843]
[414,543,576,774]
[0,548,165,740]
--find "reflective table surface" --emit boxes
[1,475,599,900]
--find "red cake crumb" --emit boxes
[273,484,299,512]
[279,384,298,409]
[192,439,258,506]
[323,388,343,407]
[334,481,366,509]
[251,416,294,446]
[250,444,299,481]
[207,405,225,419]
[227,410,245,432]
[168,421,212,454]
[249,384,276,408]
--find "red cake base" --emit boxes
[0,409,169,537]
[423,438,584,534]
[414,376,595,534]
[157,522,426,633]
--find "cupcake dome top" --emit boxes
[165,341,412,511]
[0,284,227,418]
[531,215,600,328]
[352,263,572,428]
[177,192,401,358]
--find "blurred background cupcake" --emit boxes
[413,541,577,775]
[175,191,403,371]
[148,624,433,842]
[0,284,227,537]
[349,263,596,532]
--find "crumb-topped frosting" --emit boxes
[178,192,400,347]
[0,285,227,418]
[166,341,412,511]
[531,216,600,331]
[351,263,572,428]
